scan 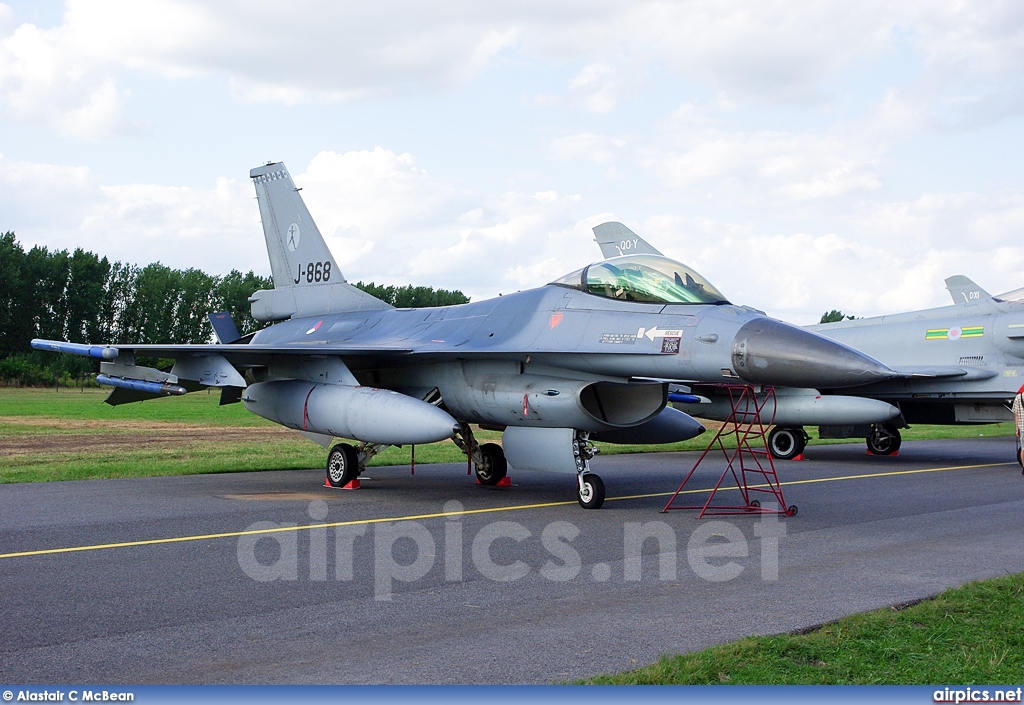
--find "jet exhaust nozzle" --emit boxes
[732,318,897,389]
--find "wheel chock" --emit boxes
[476,476,513,486]
[323,478,361,490]
[791,453,804,461]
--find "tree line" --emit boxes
[0,231,468,386]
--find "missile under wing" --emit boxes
[33,163,897,508]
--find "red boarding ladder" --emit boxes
[662,385,796,518]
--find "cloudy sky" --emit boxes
[2,1,1023,324]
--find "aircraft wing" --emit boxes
[31,338,416,405]
[31,339,414,362]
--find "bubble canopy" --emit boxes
[550,254,730,305]
[994,287,1024,303]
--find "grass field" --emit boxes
[0,387,1014,484]
[585,572,1024,684]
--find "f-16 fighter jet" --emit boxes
[33,163,895,507]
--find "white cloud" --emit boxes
[4,0,1024,139]
[6,144,1024,327]
[0,154,262,272]
[649,130,881,205]
[569,62,620,113]
[631,186,1024,325]
[0,19,137,138]
[1,149,596,300]
[551,133,624,163]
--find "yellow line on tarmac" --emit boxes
[605,461,1013,503]
[0,499,578,560]
[0,461,1011,560]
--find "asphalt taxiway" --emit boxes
[1,437,1022,684]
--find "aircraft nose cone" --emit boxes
[732,318,896,388]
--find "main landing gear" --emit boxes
[326,440,384,487]
[326,442,359,487]
[767,426,808,460]
[475,442,508,485]
[453,423,510,486]
[867,422,901,455]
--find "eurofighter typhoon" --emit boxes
[33,162,897,508]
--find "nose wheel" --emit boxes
[577,473,605,509]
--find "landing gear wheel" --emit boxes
[577,473,605,509]
[326,443,359,487]
[866,423,902,455]
[768,426,806,460]
[474,443,507,486]
[748,499,761,509]
[786,505,798,517]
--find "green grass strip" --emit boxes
[584,572,1024,684]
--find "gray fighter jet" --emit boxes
[32,163,896,508]
[596,224,1024,459]
[803,278,1024,456]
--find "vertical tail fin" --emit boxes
[592,222,664,258]
[944,275,992,305]
[250,162,341,289]
[248,162,390,321]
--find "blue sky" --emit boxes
[2,0,1023,323]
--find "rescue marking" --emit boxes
[0,461,1010,561]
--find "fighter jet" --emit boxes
[32,163,896,508]
[804,277,1024,456]
[596,224,1024,459]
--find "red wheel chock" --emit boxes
[324,477,361,490]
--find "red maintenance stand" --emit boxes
[662,385,797,518]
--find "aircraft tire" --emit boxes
[577,473,605,509]
[866,424,901,455]
[768,426,806,460]
[327,443,359,487]
[475,443,507,485]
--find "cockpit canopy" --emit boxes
[995,287,1024,304]
[551,254,730,305]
